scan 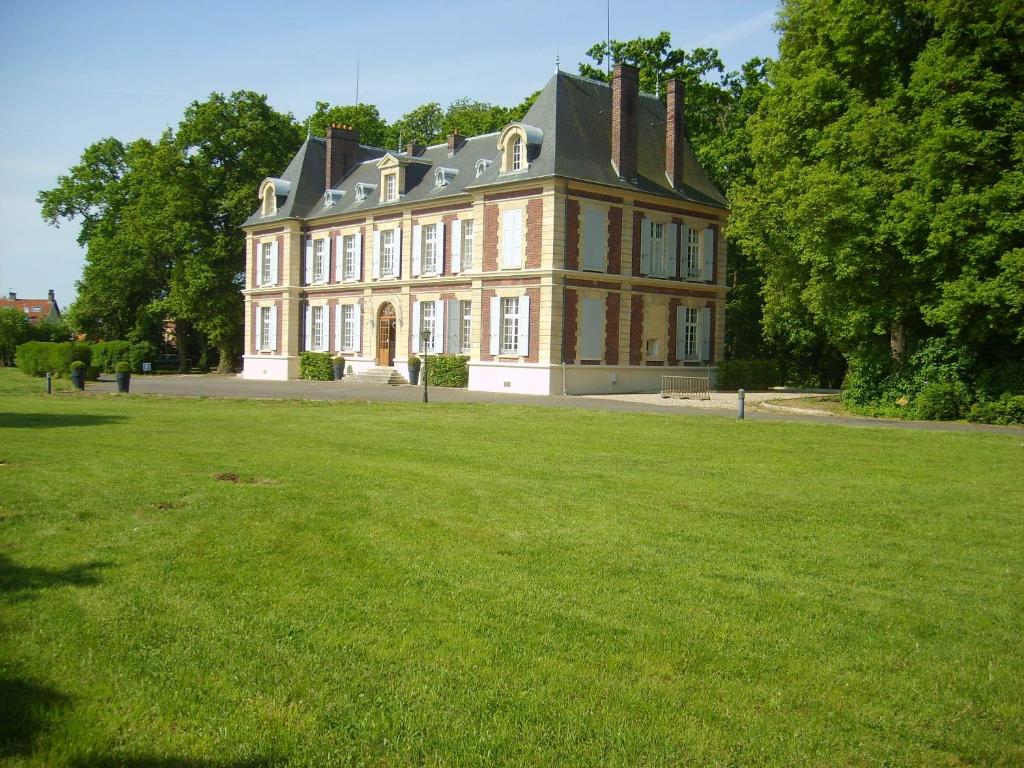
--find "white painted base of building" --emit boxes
[242,355,295,380]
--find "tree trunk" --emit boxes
[174,318,190,373]
[197,331,210,373]
[890,322,906,360]
[217,340,235,374]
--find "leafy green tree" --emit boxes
[306,102,391,148]
[0,307,31,366]
[389,102,444,147]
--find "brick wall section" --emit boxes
[524,286,540,363]
[632,212,643,276]
[525,198,543,269]
[250,305,257,354]
[275,300,282,353]
[562,289,578,363]
[629,295,643,365]
[605,293,620,365]
[480,289,494,361]
[483,187,543,202]
[483,204,499,271]
[566,199,580,271]
[608,207,622,275]
[360,226,368,279]
[667,298,680,365]
[611,63,639,181]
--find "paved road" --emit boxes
[81,374,1021,435]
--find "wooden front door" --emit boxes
[377,303,396,366]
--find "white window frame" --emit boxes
[461,219,475,271]
[341,304,355,351]
[421,301,436,353]
[313,239,327,284]
[683,307,699,360]
[686,227,701,280]
[381,229,396,277]
[342,235,357,281]
[422,223,438,275]
[385,173,397,202]
[460,300,472,354]
[260,242,273,285]
[511,136,524,172]
[475,159,492,177]
[501,209,523,268]
[500,297,520,355]
[311,305,326,352]
[259,306,272,350]
[650,222,666,277]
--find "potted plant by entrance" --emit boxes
[407,354,421,385]
[115,361,132,393]
[332,356,346,381]
[69,361,86,391]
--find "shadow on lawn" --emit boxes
[0,412,126,429]
[0,554,109,599]
[0,677,71,758]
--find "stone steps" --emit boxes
[351,366,407,386]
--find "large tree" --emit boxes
[729,0,1024,397]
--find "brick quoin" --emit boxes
[525,198,543,269]
[668,297,680,365]
[483,204,499,271]
[605,293,620,365]
[328,230,337,282]
[629,294,643,365]
[480,288,494,361]
[250,306,257,354]
[327,301,335,353]
[275,300,282,352]
[608,207,622,275]
[565,199,580,270]
[562,288,578,363]
[524,286,540,363]
[632,212,643,276]
[277,236,285,284]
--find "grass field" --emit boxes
[1,368,1022,766]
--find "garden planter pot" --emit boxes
[69,371,85,391]
[333,364,344,381]
[116,372,131,393]
[408,361,421,386]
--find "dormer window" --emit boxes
[511,137,523,171]
[354,183,376,202]
[497,123,542,174]
[475,159,492,178]
[434,167,457,188]
[258,178,290,217]
[262,190,276,216]
[324,189,344,208]
[384,173,397,202]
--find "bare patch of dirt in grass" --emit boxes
[213,472,279,486]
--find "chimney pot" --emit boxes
[447,131,466,156]
[665,78,686,189]
[611,63,639,183]
[405,143,424,157]
[48,289,55,302]
[326,124,360,191]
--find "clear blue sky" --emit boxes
[0,0,780,310]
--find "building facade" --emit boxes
[242,65,728,395]
[0,290,61,325]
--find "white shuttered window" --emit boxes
[580,297,605,360]
[501,209,523,268]
[582,208,607,272]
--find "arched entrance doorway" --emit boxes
[377,302,397,366]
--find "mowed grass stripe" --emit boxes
[0,372,1021,765]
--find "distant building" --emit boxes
[0,290,61,325]
[242,64,728,394]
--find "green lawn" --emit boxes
[1,369,1022,766]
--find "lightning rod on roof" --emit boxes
[607,0,611,76]
[355,57,360,104]
[555,47,560,72]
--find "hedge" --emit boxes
[300,352,334,381]
[92,341,133,373]
[14,341,92,377]
[425,355,469,387]
[969,394,1024,425]
[715,359,780,391]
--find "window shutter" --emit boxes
[352,303,362,354]
[269,305,278,352]
[304,305,312,352]
[437,221,446,275]
[334,236,344,282]
[395,227,403,277]
[451,219,462,273]
[354,233,363,281]
[582,208,606,271]
[675,306,686,361]
[502,209,522,268]
[412,224,422,276]
[639,218,651,275]
[372,231,381,279]
[411,301,421,355]
[334,304,342,351]
[254,305,262,351]
[681,225,691,278]
[446,299,460,353]
[304,239,313,285]
[703,228,714,282]
[489,297,500,355]
[269,241,279,284]
[254,245,262,288]
[518,295,531,356]
[581,297,604,359]
[433,300,444,353]
[700,307,712,361]
[667,223,678,278]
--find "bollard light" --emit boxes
[46,371,52,395]
[737,388,745,420]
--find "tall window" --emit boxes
[343,235,357,280]
[500,297,520,354]
[385,173,397,202]
[683,307,699,359]
[313,239,326,283]
[649,222,666,276]
[260,306,272,349]
[422,224,438,274]
[341,305,355,350]
[261,242,273,285]
[461,220,475,270]
[686,228,701,279]
[420,301,436,352]
[460,300,472,353]
[501,209,523,268]
[381,230,396,277]
[311,306,325,351]
[511,136,524,171]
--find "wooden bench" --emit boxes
[661,375,711,400]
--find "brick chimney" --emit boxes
[7,292,15,300]
[447,131,466,156]
[325,124,359,191]
[611,62,639,182]
[405,143,425,157]
[48,289,55,303]
[665,78,685,189]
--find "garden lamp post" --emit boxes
[421,331,430,403]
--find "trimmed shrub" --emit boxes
[129,342,157,373]
[715,359,780,390]
[425,355,469,387]
[91,341,132,373]
[114,361,131,374]
[969,394,1024,425]
[300,352,334,381]
[912,381,971,421]
[14,341,91,377]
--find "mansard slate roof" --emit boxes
[245,71,727,227]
